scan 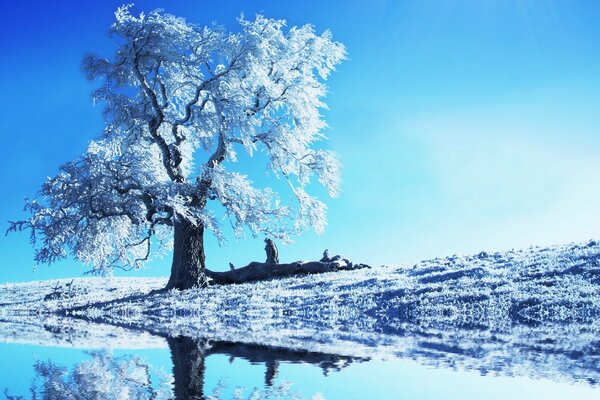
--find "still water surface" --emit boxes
[1,335,598,399]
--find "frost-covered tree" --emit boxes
[29,352,172,400]
[9,6,345,289]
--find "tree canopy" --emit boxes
[10,6,346,279]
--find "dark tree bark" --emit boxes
[206,260,370,285]
[164,217,369,290]
[168,336,206,400]
[164,336,367,400]
[166,219,206,290]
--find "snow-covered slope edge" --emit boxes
[1,240,600,385]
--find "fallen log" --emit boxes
[206,259,370,285]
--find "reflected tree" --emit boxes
[4,337,366,400]
[27,351,171,400]
[168,336,206,399]
[167,336,367,399]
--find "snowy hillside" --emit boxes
[1,240,600,385]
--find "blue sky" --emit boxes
[1,0,599,282]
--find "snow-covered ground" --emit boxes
[1,240,600,385]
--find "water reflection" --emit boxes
[2,334,366,400]
[29,351,171,400]
[168,336,366,399]
[1,313,600,399]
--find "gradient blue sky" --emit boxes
[1,0,599,282]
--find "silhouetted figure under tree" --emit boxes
[265,239,279,265]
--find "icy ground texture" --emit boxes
[0,277,166,348]
[2,241,600,385]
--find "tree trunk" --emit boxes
[164,217,370,290]
[166,219,206,290]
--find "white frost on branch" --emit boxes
[9,5,346,274]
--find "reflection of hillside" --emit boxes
[2,309,600,388]
[0,315,167,349]
[88,241,600,386]
[1,241,600,389]
[376,320,600,386]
